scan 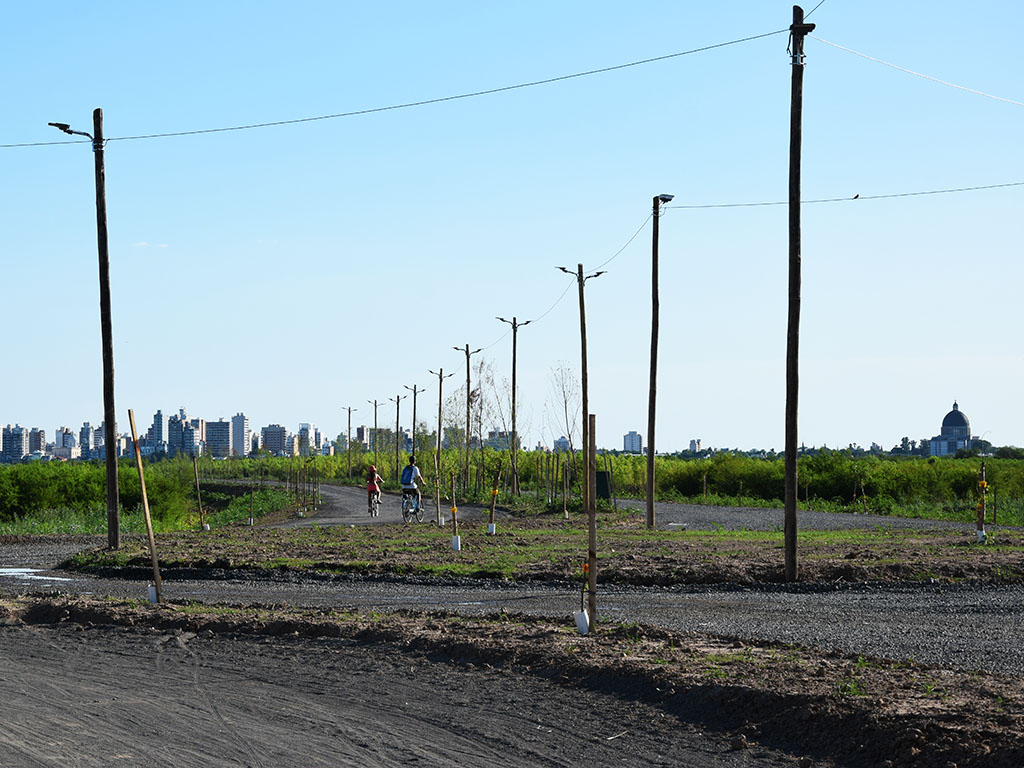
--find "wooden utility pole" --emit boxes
[587,414,598,631]
[367,399,381,469]
[647,194,673,529]
[49,111,120,548]
[497,316,531,495]
[389,394,406,483]
[403,384,424,459]
[785,6,815,582]
[428,368,455,476]
[343,406,356,482]
[127,410,162,602]
[452,344,482,492]
[558,265,604,514]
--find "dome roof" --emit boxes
[942,401,970,428]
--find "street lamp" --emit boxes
[50,110,120,550]
[496,316,531,495]
[556,265,605,513]
[647,193,673,530]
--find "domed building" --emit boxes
[929,402,977,456]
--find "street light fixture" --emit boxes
[50,109,120,550]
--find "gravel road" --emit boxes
[2,489,1021,677]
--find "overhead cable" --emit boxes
[810,35,1024,108]
[666,181,1024,209]
[0,29,787,149]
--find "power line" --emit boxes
[665,181,1024,209]
[0,29,787,149]
[804,0,829,19]
[595,213,652,270]
[810,35,1024,108]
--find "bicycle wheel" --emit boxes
[414,500,424,523]
[401,495,412,523]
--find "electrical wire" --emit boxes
[594,214,652,270]
[804,0,829,19]
[665,181,1024,209]
[0,29,787,149]
[810,35,1024,108]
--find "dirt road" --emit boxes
[0,621,796,768]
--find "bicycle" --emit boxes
[401,489,424,523]
[368,491,381,518]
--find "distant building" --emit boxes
[929,402,978,457]
[151,410,167,447]
[623,431,643,454]
[261,424,289,455]
[485,430,519,451]
[2,424,29,463]
[553,436,571,454]
[79,423,93,459]
[167,411,186,457]
[28,428,46,454]
[689,439,702,453]
[231,413,250,458]
[206,419,232,459]
[55,427,76,450]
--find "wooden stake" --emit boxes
[489,464,502,525]
[128,410,162,603]
[587,414,597,632]
[192,455,206,530]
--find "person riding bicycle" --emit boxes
[400,455,425,511]
[366,465,383,512]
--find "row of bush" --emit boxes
[3,449,1021,527]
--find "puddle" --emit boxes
[0,568,72,582]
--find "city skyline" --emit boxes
[4,3,1022,452]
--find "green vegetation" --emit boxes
[2,447,1023,532]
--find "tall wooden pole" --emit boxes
[453,344,481,491]
[497,316,531,495]
[91,109,120,550]
[785,6,815,582]
[429,368,455,489]
[367,399,381,468]
[389,394,405,483]
[647,194,672,529]
[344,406,356,481]
[404,384,422,458]
[577,265,590,514]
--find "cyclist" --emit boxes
[366,465,384,514]
[399,455,425,512]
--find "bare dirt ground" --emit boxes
[2,594,1022,768]
[2,489,1022,766]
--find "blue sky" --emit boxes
[3,1,1022,452]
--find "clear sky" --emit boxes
[3,1,1022,452]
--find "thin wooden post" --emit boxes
[587,414,597,632]
[128,410,162,603]
[703,472,707,502]
[606,453,618,511]
[489,464,502,526]
[562,460,568,519]
[977,462,987,543]
[450,473,459,537]
[192,455,206,530]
